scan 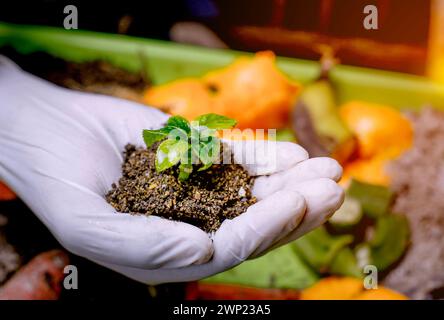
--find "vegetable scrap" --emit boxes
[339,101,413,186]
[292,226,355,276]
[143,78,213,119]
[144,51,299,129]
[340,102,413,159]
[328,196,362,227]
[0,182,16,201]
[292,75,355,163]
[204,244,319,289]
[360,215,409,271]
[186,282,300,300]
[300,277,407,300]
[0,250,69,300]
[346,179,393,218]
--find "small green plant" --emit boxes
[143,113,237,181]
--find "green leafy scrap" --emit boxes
[167,115,191,133]
[291,226,354,273]
[203,244,319,289]
[330,247,362,278]
[347,179,394,218]
[366,215,410,270]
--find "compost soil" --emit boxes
[0,47,149,102]
[106,144,257,232]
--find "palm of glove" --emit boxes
[0,57,344,284]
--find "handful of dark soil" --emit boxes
[106,144,257,232]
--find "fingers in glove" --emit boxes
[99,190,307,284]
[210,190,306,267]
[0,55,22,71]
[223,140,308,176]
[258,178,344,255]
[253,157,343,200]
[45,185,214,270]
[76,213,214,269]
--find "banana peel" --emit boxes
[292,73,355,163]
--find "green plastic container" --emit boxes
[1,22,444,111]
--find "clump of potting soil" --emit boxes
[106,143,257,233]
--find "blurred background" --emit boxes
[0,0,442,77]
[1,0,444,301]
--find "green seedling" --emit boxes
[142,113,237,181]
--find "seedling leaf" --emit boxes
[167,115,191,133]
[194,113,237,129]
[143,113,236,181]
[155,140,188,172]
[143,129,169,148]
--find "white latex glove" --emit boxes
[0,56,344,284]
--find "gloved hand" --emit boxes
[0,56,344,284]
